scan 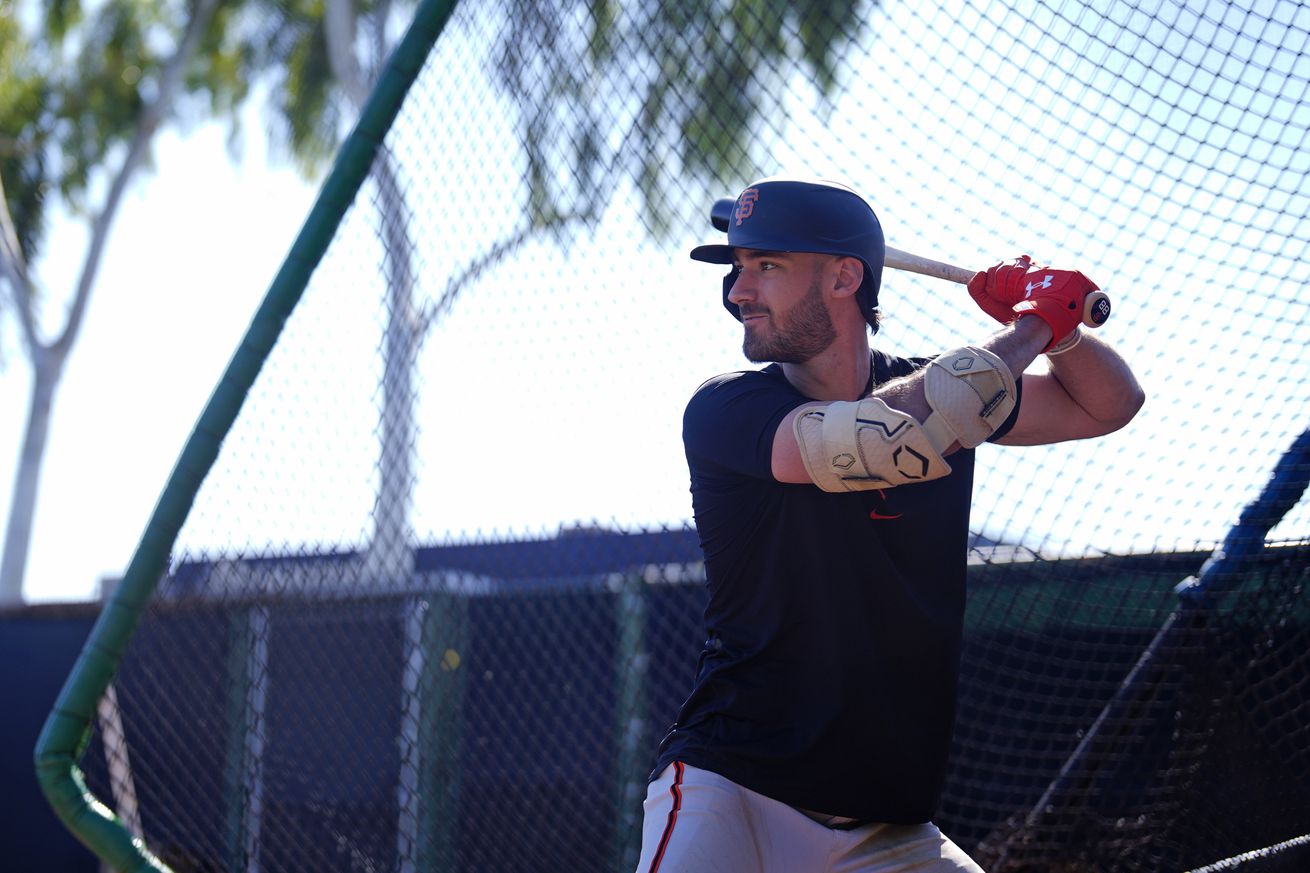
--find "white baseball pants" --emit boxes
[635,762,985,873]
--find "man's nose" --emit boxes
[726,270,753,306]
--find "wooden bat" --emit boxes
[709,198,1110,328]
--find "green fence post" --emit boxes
[612,571,649,870]
[416,588,469,870]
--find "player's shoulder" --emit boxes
[692,364,786,395]
[683,366,804,465]
[684,365,796,431]
[688,365,792,409]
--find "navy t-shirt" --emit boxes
[651,349,1021,823]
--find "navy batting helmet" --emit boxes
[690,177,885,330]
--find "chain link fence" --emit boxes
[61,1,1310,870]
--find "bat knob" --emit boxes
[1083,291,1111,328]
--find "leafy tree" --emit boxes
[0,0,437,603]
[497,0,866,236]
[0,0,865,603]
[0,0,231,604]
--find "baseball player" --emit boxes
[635,177,1144,872]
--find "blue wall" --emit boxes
[0,605,100,872]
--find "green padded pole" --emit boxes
[33,2,461,869]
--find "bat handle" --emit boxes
[883,246,1112,329]
[1083,290,1111,328]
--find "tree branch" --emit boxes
[51,0,224,360]
[417,209,594,337]
[0,170,38,358]
[324,0,371,108]
[373,0,394,79]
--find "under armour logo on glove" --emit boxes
[1012,268,1102,351]
[1024,275,1054,297]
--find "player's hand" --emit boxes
[1011,268,1100,352]
[969,256,1100,351]
[967,255,1034,325]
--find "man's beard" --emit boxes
[741,277,837,364]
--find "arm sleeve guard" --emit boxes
[792,346,1016,492]
[921,346,1017,449]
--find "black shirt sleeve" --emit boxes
[682,368,805,481]
[989,373,1023,442]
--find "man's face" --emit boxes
[727,250,837,364]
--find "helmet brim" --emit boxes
[689,244,734,264]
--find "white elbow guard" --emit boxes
[792,347,1015,493]
[921,346,1016,449]
[793,396,951,492]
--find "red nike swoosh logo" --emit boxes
[869,510,902,520]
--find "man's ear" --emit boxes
[831,256,864,299]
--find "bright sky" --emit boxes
[4,0,1309,603]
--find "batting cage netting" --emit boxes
[38,1,1310,871]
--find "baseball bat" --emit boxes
[709,198,1110,329]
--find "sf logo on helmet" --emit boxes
[734,188,760,226]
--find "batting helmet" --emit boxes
[690,177,886,330]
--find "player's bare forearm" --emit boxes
[998,330,1145,446]
[1049,332,1143,420]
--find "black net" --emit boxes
[75,1,1309,870]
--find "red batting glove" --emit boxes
[1012,269,1099,352]
[967,255,1035,325]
